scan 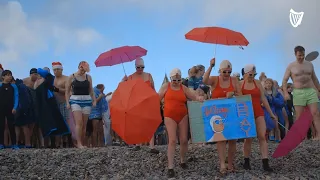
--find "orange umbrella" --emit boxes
[185,27,249,46]
[185,26,249,56]
[110,79,162,145]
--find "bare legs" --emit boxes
[217,140,236,172]
[73,111,89,148]
[91,119,99,147]
[243,116,272,171]
[282,108,289,134]
[165,115,189,170]
[244,116,269,158]
[15,126,31,147]
[307,103,320,140]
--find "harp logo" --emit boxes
[289,9,304,28]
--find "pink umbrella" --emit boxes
[272,108,313,158]
[94,46,147,74]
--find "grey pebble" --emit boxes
[0,140,320,179]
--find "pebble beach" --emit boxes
[1,140,319,180]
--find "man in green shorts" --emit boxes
[282,46,320,140]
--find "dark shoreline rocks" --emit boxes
[0,140,319,179]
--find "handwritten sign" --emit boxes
[187,95,257,143]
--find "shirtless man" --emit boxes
[282,46,320,140]
[22,68,44,147]
[23,68,39,89]
[52,62,71,147]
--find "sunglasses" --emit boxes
[172,79,181,82]
[222,71,232,74]
[136,66,145,69]
[248,73,257,77]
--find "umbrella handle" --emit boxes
[213,43,217,58]
[121,62,127,76]
[277,121,289,131]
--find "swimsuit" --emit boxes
[69,74,92,114]
[241,80,264,118]
[129,73,152,88]
[211,77,234,99]
[164,83,187,123]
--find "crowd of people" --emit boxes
[0,45,319,178]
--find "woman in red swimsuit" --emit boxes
[122,58,159,153]
[158,68,204,178]
[241,64,277,172]
[203,59,242,176]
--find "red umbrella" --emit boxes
[185,26,249,56]
[94,45,147,74]
[272,108,313,158]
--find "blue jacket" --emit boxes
[263,92,285,130]
[0,82,19,110]
[273,93,286,126]
[188,76,203,90]
[89,87,104,119]
[37,68,54,98]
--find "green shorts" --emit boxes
[293,88,319,106]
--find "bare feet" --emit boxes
[76,143,85,149]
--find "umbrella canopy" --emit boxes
[305,51,319,62]
[272,108,313,158]
[95,46,147,67]
[110,79,162,144]
[185,27,249,46]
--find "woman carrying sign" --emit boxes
[203,58,242,176]
[241,64,277,172]
[158,68,204,178]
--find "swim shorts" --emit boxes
[69,95,92,115]
[58,102,69,120]
[292,88,319,106]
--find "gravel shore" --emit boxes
[1,140,319,180]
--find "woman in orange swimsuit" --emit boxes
[159,68,204,178]
[241,64,277,172]
[122,58,159,153]
[203,59,242,176]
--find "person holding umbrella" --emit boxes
[122,57,159,153]
[202,58,242,176]
[241,64,277,172]
[159,68,204,178]
[65,61,96,148]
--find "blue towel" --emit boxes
[37,68,54,98]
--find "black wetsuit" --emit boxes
[0,83,17,145]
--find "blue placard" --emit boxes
[188,95,257,143]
